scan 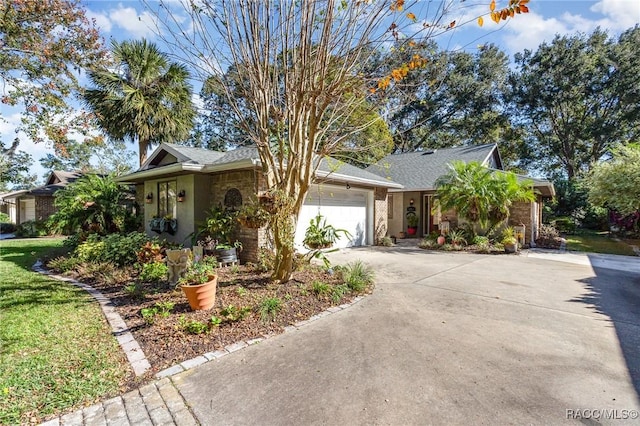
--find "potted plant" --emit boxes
[236,203,270,228]
[406,214,419,236]
[501,226,518,253]
[197,206,241,264]
[178,256,218,310]
[303,214,351,250]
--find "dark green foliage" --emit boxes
[49,174,134,235]
[74,232,150,266]
[15,220,51,237]
[510,27,640,179]
[47,256,82,273]
[303,214,351,249]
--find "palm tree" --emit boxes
[434,161,535,237]
[84,39,195,165]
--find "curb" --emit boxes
[32,261,151,376]
[154,295,365,379]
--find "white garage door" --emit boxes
[295,185,371,252]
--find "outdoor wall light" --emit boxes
[145,193,153,204]
[409,198,414,205]
[346,183,351,190]
[177,190,186,202]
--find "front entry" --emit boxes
[423,195,433,236]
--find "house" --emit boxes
[365,143,555,245]
[0,171,82,224]
[116,143,403,263]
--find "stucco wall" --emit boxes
[144,174,198,246]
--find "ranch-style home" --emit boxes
[365,143,555,245]
[116,143,402,263]
[0,171,82,224]
[117,143,554,262]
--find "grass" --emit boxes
[565,230,637,256]
[0,238,131,424]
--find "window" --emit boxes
[158,180,177,218]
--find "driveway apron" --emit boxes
[172,248,640,425]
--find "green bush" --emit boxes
[311,280,330,296]
[75,235,106,262]
[47,256,82,273]
[0,212,9,222]
[472,235,489,245]
[552,217,576,234]
[102,232,150,266]
[15,220,50,237]
[139,262,168,283]
[342,260,374,292]
[0,222,16,233]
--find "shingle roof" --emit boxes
[164,144,226,164]
[365,144,499,191]
[145,144,400,188]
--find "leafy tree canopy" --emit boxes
[510,26,640,179]
[0,138,35,192]
[586,144,640,216]
[0,0,107,152]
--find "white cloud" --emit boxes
[86,9,112,33]
[109,5,158,39]
[591,0,640,30]
[500,1,639,54]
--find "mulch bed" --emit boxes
[51,263,366,374]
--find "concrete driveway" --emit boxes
[172,247,640,425]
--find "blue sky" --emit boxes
[5,0,640,183]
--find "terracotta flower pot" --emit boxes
[437,235,446,245]
[181,275,218,310]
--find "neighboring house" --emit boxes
[365,144,555,245]
[116,143,403,263]
[0,171,82,224]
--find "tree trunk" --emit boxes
[271,212,298,283]
[139,140,148,166]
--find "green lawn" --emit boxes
[0,238,131,424]
[565,230,637,256]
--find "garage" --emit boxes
[294,184,373,252]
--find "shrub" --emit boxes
[0,222,16,233]
[75,235,106,262]
[136,241,164,264]
[552,217,576,234]
[472,235,489,246]
[15,220,50,237]
[139,262,169,283]
[102,232,150,266]
[447,229,467,246]
[343,260,374,292]
[418,238,438,249]
[47,256,82,273]
[259,297,282,322]
[0,212,9,222]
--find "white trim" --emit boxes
[315,169,403,189]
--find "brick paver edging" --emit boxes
[154,295,365,379]
[32,260,151,376]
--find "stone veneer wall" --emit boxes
[210,169,269,263]
[374,188,388,244]
[508,201,533,245]
[35,196,56,221]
